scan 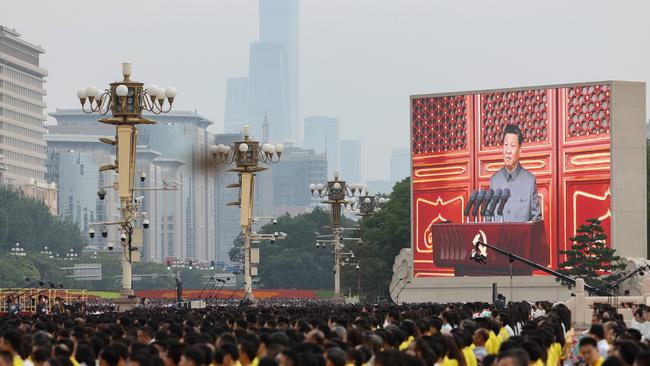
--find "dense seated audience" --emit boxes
[1,298,650,366]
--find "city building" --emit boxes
[303,116,339,178]
[224,77,249,134]
[248,42,288,143]
[0,26,47,184]
[340,140,361,184]
[44,133,120,248]
[390,148,410,183]
[0,26,56,210]
[48,109,220,263]
[272,144,327,216]
[248,0,299,143]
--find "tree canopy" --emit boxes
[243,178,411,298]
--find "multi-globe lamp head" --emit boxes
[77,62,177,115]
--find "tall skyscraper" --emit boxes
[0,26,48,186]
[248,43,287,142]
[303,116,339,178]
[390,148,411,183]
[248,0,299,143]
[340,140,362,184]
[224,77,249,133]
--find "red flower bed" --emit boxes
[136,289,320,300]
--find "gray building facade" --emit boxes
[340,139,361,184]
[224,77,249,134]
[303,116,339,179]
[0,26,48,186]
[48,110,221,263]
[272,145,327,216]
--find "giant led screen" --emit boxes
[411,84,612,277]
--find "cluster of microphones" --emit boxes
[464,188,511,222]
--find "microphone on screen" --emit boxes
[464,191,478,220]
[496,188,511,217]
[480,189,494,220]
[471,190,486,220]
[486,188,502,218]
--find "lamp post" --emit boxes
[10,242,25,257]
[310,175,387,299]
[309,171,369,299]
[210,125,283,300]
[77,62,176,309]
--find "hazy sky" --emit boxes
[2,0,650,181]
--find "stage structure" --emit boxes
[391,81,646,303]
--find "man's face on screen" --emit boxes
[503,133,520,171]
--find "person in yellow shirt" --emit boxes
[0,330,24,366]
[450,329,477,366]
[578,338,604,366]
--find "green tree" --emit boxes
[559,218,626,289]
[343,178,411,300]
[252,208,358,290]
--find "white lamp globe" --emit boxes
[77,88,87,99]
[239,143,249,152]
[316,183,324,190]
[333,182,341,189]
[115,85,129,97]
[274,143,284,153]
[209,145,219,155]
[147,85,159,96]
[165,87,177,98]
[364,197,371,203]
[85,86,98,98]
[309,184,316,191]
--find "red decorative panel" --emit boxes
[480,90,550,148]
[411,83,612,277]
[565,85,610,139]
[558,85,611,262]
[559,178,611,259]
[411,95,469,155]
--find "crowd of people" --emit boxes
[1,299,650,366]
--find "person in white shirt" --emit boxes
[588,324,609,358]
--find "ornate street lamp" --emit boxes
[77,62,176,310]
[210,125,283,300]
[10,242,25,257]
[309,171,369,299]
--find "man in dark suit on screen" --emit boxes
[490,124,542,222]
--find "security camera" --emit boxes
[101,226,108,238]
[107,242,114,251]
[134,196,144,204]
[140,171,146,182]
[120,233,127,242]
[332,266,337,274]
[315,243,320,248]
[97,189,106,200]
[143,218,150,229]
[272,217,278,225]
[89,228,95,238]
[270,237,276,244]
